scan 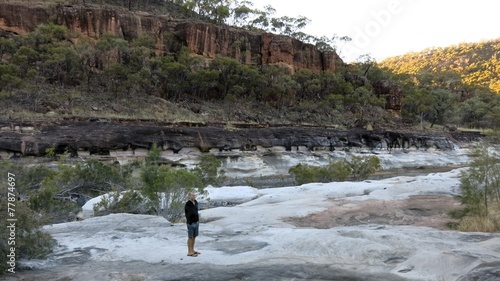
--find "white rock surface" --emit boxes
[11,168,500,281]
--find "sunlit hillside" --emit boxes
[379,39,500,94]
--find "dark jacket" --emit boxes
[185,200,199,224]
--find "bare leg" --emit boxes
[187,238,192,254]
[187,238,197,256]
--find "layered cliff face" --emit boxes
[0,2,50,36]
[0,2,341,72]
[0,119,482,158]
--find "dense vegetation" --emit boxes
[380,39,500,94]
[377,39,500,129]
[289,155,381,185]
[452,135,500,232]
[0,20,499,129]
[0,20,383,127]
[0,183,56,274]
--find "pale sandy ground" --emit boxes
[287,195,462,230]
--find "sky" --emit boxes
[249,0,499,62]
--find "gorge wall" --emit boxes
[0,120,483,159]
[0,2,341,73]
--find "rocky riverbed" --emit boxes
[4,168,500,281]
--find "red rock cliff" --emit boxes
[0,2,342,72]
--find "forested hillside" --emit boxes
[380,39,500,94]
[0,0,499,130]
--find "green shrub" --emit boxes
[93,189,149,216]
[26,158,129,223]
[348,155,381,181]
[454,143,500,232]
[142,166,205,222]
[289,160,350,185]
[193,154,225,186]
[0,197,55,275]
[289,163,319,185]
[92,145,206,222]
[28,184,81,223]
[326,160,352,182]
[143,146,206,221]
[0,161,55,196]
[0,161,57,275]
[289,156,381,185]
[95,165,206,222]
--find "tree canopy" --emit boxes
[380,39,500,94]
[1,2,499,130]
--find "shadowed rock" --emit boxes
[0,120,481,157]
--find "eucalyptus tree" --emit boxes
[459,96,491,129]
[344,86,385,127]
[0,64,22,93]
[95,34,129,67]
[320,70,353,98]
[314,36,335,52]
[209,56,264,100]
[139,145,205,221]
[209,56,244,97]
[187,69,220,100]
[231,0,255,27]
[460,89,500,129]
[170,0,231,23]
[428,89,459,128]
[270,15,310,38]
[293,69,321,101]
[402,87,434,128]
[75,37,99,91]
[40,43,81,86]
[152,57,189,101]
[313,34,352,55]
[260,65,299,115]
[243,4,275,31]
[0,37,14,60]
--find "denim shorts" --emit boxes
[187,222,199,238]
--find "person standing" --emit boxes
[185,192,200,257]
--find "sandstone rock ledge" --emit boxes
[0,120,482,158]
[0,2,341,73]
